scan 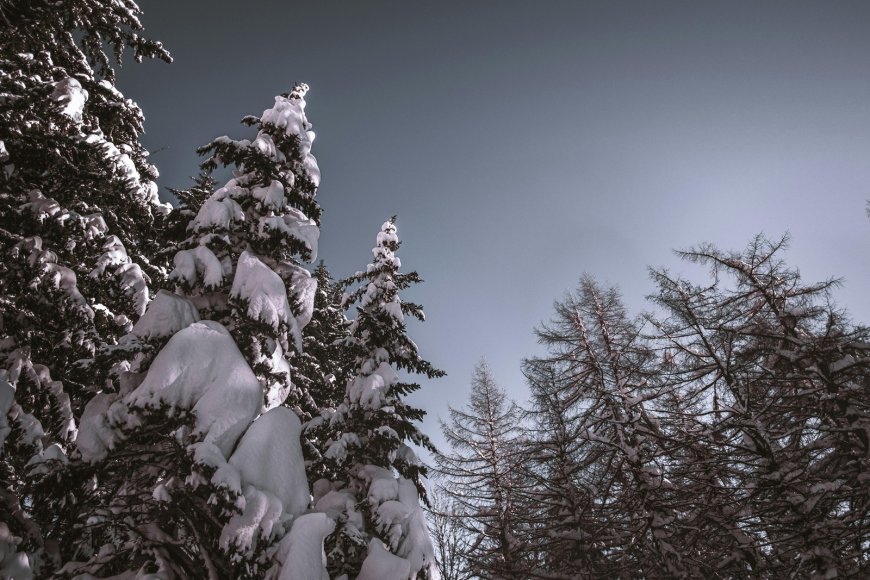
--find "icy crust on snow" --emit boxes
[78,321,262,461]
[131,290,200,340]
[276,513,335,580]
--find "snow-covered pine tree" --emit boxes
[0,1,169,576]
[436,360,532,579]
[162,168,220,252]
[70,85,325,578]
[315,217,444,579]
[172,81,322,418]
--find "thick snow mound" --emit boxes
[115,262,149,316]
[132,290,200,340]
[258,207,319,261]
[277,513,335,580]
[127,321,262,457]
[51,77,87,124]
[76,393,119,462]
[231,251,293,332]
[192,193,244,232]
[274,262,317,334]
[358,539,411,580]
[257,87,320,186]
[228,407,310,518]
[251,179,286,210]
[171,246,224,289]
[347,362,398,410]
[260,92,308,137]
[395,477,439,579]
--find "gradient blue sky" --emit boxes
[121,1,870,455]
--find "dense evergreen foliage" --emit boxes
[2,3,868,580]
[0,3,443,578]
[1,1,171,576]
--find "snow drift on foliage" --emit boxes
[347,360,399,411]
[258,84,320,187]
[259,206,319,260]
[90,236,150,315]
[170,245,225,289]
[358,539,412,580]
[231,251,303,348]
[51,77,87,124]
[191,187,244,232]
[49,75,168,211]
[228,407,309,518]
[201,408,310,558]
[276,512,335,580]
[14,236,93,318]
[275,261,318,332]
[359,467,439,579]
[126,321,261,456]
[131,290,200,339]
[78,321,262,461]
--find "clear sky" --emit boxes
[121,1,870,456]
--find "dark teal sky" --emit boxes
[122,1,870,454]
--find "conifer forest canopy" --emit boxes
[1,1,869,579]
